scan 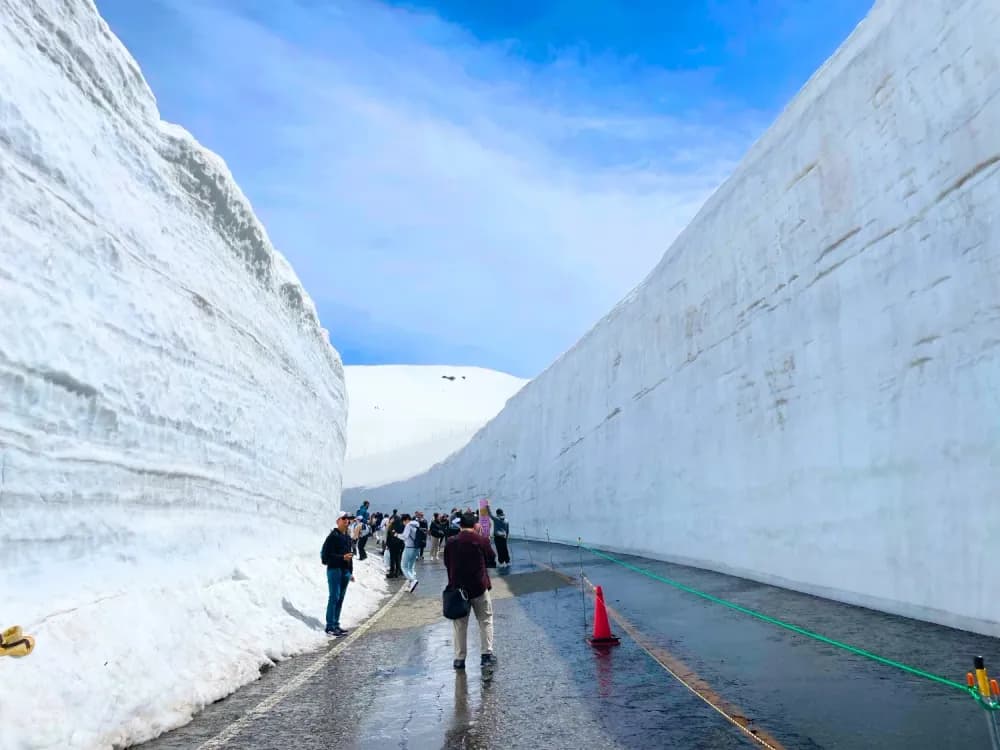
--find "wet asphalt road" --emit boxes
[536,541,1000,749]
[140,541,999,749]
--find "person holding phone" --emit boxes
[321,511,356,637]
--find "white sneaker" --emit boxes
[408,579,419,593]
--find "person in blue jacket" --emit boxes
[356,500,370,522]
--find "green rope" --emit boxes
[579,543,998,712]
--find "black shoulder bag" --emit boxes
[442,586,471,619]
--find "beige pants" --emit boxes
[430,535,442,559]
[452,591,494,659]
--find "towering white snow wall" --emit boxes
[347,0,1000,637]
[0,1,351,747]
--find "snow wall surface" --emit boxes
[344,365,527,489]
[347,0,1000,637]
[0,1,360,747]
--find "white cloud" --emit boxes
[149,0,761,375]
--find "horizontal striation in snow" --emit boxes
[347,0,1000,636]
[0,0,346,568]
[0,0,349,747]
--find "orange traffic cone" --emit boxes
[588,586,620,647]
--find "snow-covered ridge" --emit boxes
[344,365,527,489]
[347,0,1000,637]
[0,1,359,747]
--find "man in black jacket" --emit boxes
[429,513,446,561]
[387,512,405,578]
[321,512,355,637]
[416,511,429,560]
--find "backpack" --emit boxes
[320,530,336,565]
[414,526,427,548]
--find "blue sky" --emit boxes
[95,0,872,378]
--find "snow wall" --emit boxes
[0,1,354,747]
[344,365,527,489]
[347,0,1000,637]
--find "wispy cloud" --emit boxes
[102,0,767,376]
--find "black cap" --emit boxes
[975,655,985,669]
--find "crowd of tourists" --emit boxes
[320,500,510,672]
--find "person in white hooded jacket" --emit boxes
[398,513,420,592]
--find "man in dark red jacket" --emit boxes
[443,511,498,671]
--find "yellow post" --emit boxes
[973,657,1000,750]
[976,657,992,698]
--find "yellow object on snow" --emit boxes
[0,625,35,658]
[1,626,23,643]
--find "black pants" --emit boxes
[358,534,368,561]
[495,536,510,565]
[388,539,404,576]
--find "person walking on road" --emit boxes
[387,511,405,579]
[350,516,364,555]
[486,505,511,568]
[416,512,429,560]
[429,513,447,561]
[356,515,371,561]
[377,513,389,551]
[321,511,355,637]
[444,511,498,672]
[399,513,421,592]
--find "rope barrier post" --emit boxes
[523,526,534,566]
[972,656,1000,750]
[546,529,553,571]
[578,538,587,632]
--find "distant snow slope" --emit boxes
[344,366,527,490]
[347,0,1000,637]
[0,1,378,748]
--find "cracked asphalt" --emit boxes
[139,541,999,749]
